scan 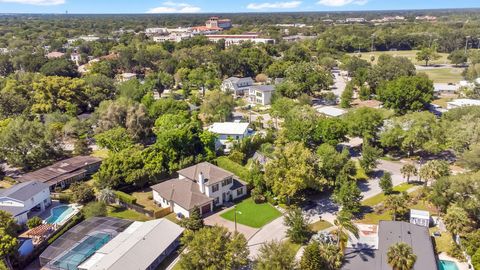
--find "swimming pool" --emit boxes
[46,205,75,224]
[439,260,459,270]
[50,232,111,270]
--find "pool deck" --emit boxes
[438,252,470,270]
[32,200,66,220]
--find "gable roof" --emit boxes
[0,181,49,201]
[224,77,253,85]
[177,162,234,185]
[151,178,213,210]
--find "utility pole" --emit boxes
[465,36,471,55]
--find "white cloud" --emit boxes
[247,1,302,10]
[0,0,64,5]
[147,2,201,13]
[317,0,367,7]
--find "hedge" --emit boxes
[215,157,249,180]
[115,191,137,204]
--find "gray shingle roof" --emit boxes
[177,162,233,185]
[0,181,49,201]
[151,178,213,210]
[342,221,438,270]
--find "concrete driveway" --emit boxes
[204,207,259,240]
[247,215,287,259]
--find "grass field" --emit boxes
[0,180,13,189]
[432,97,455,108]
[107,205,152,222]
[91,148,109,159]
[348,50,450,66]
[418,68,464,83]
[430,227,454,253]
[309,220,334,232]
[220,198,282,228]
[357,211,392,224]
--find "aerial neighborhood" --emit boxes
[1,4,480,270]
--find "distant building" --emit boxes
[316,106,347,117]
[151,162,247,218]
[282,35,316,42]
[78,219,184,270]
[205,34,275,47]
[17,156,102,191]
[446,99,480,110]
[416,15,437,21]
[221,77,254,96]
[248,85,275,105]
[0,181,51,224]
[342,221,438,270]
[434,83,461,96]
[0,48,9,54]
[410,209,430,227]
[46,51,65,59]
[145,27,169,35]
[275,23,307,28]
[118,72,137,82]
[153,33,192,43]
[206,16,232,30]
[346,18,366,23]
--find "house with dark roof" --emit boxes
[221,77,254,96]
[0,181,51,224]
[151,162,247,218]
[342,221,438,270]
[16,156,102,191]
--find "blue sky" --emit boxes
[0,0,479,14]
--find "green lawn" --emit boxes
[418,68,464,83]
[430,227,454,253]
[357,211,392,224]
[354,160,368,181]
[348,50,450,66]
[107,205,151,222]
[432,97,455,109]
[220,198,282,228]
[361,183,415,207]
[164,212,180,224]
[215,156,250,180]
[285,239,302,254]
[91,148,109,159]
[131,189,162,211]
[309,220,334,232]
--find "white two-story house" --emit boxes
[208,122,252,153]
[248,85,275,106]
[0,181,51,224]
[151,162,247,218]
[221,77,254,97]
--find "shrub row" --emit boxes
[114,190,137,204]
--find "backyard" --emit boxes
[107,205,152,222]
[220,198,282,228]
[418,67,464,83]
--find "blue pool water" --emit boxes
[46,205,75,224]
[438,260,459,270]
[51,233,111,270]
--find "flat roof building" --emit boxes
[17,156,102,190]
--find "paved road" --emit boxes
[331,72,348,97]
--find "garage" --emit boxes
[201,203,212,215]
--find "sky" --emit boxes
[0,0,479,14]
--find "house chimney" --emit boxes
[198,172,205,194]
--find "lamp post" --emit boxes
[465,36,471,55]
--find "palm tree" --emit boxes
[97,188,116,204]
[385,194,407,221]
[400,164,417,183]
[387,242,417,270]
[444,204,473,237]
[334,210,359,252]
[419,160,450,186]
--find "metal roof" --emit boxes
[78,219,184,270]
[208,122,250,136]
[0,181,49,201]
